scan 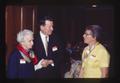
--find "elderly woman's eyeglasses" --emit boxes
[84,33,92,36]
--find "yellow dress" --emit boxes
[81,42,110,78]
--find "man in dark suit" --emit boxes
[33,16,64,78]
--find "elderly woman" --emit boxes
[7,29,49,79]
[79,25,110,78]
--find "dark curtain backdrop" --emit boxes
[37,5,113,46]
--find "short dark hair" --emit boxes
[39,16,53,26]
[85,25,103,42]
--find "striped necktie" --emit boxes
[45,36,48,56]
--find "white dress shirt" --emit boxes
[40,31,49,56]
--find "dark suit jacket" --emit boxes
[33,33,64,78]
[7,48,35,79]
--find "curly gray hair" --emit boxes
[17,29,33,43]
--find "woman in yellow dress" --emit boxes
[79,25,110,78]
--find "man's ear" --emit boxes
[40,25,43,30]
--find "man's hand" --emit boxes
[42,59,54,67]
[34,59,54,71]
[47,60,54,66]
[47,60,53,64]
[41,59,49,67]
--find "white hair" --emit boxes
[17,29,33,43]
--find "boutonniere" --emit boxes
[29,50,35,58]
[52,46,58,52]
[29,50,38,64]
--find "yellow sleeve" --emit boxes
[81,49,85,68]
[98,49,110,67]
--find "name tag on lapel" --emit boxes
[52,46,58,52]
[20,59,26,64]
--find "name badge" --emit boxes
[20,59,26,64]
[89,55,95,60]
[52,46,58,52]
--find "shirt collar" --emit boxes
[40,31,49,42]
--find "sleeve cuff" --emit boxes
[34,60,43,71]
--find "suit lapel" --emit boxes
[39,34,48,58]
